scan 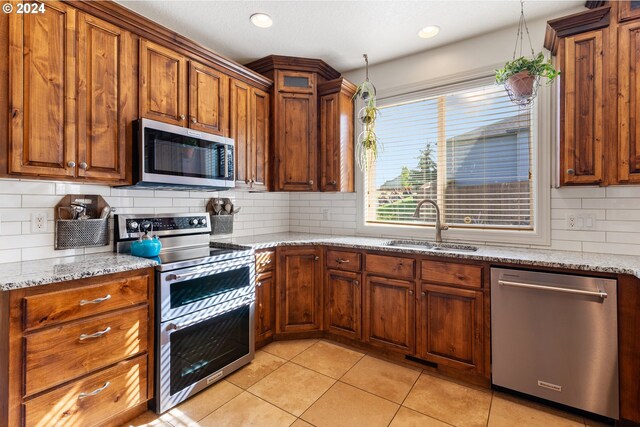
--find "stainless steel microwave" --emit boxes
[128,118,235,190]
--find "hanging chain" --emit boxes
[363,54,369,81]
[512,0,535,60]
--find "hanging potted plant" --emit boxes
[496,52,560,103]
[353,54,382,171]
[497,0,560,106]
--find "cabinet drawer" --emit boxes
[421,260,482,288]
[366,254,415,279]
[25,306,148,396]
[23,273,149,331]
[24,354,148,427]
[256,250,276,273]
[326,250,361,271]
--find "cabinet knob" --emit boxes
[353,280,359,286]
[180,114,186,120]
[191,117,197,123]
[421,291,426,297]
[314,256,319,261]
[308,180,314,185]
[328,180,337,186]
[409,289,414,295]
[79,162,88,170]
[256,282,262,287]
[567,169,575,176]
[67,161,76,168]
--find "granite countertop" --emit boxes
[232,232,640,278]
[0,253,158,291]
[4,232,640,291]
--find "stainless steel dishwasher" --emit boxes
[491,268,618,419]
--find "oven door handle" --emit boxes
[166,263,250,282]
[166,296,254,331]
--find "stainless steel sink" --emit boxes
[383,240,478,252]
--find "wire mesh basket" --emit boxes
[209,214,234,235]
[55,218,109,249]
[54,194,111,249]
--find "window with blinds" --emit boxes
[365,79,533,230]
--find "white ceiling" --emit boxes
[116,0,584,73]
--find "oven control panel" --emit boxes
[115,213,212,241]
[125,216,208,233]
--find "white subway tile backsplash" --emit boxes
[1,181,55,195]
[0,195,22,208]
[551,187,606,199]
[605,186,640,198]
[0,179,289,264]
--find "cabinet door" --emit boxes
[251,87,270,190]
[618,21,640,183]
[276,247,322,333]
[139,39,187,126]
[364,275,415,353]
[256,271,275,345]
[417,283,483,372]
[230,79,252,187]
[274,92,317,191]
[325,269,361,340]
[189,61,229,135]
[77,13,135,182]
[619,1,640,22]
[8,1,77,178]
[560,30,605,185]
[319,82,355,192]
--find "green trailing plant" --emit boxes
[495,52,560,85]
[353,79,382,171]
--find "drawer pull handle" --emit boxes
[79,326,111,341]
[78,382,110,400]
[336,258,350,264]
[79,294,112,306]
[260,260,272,265]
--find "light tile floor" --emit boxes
[123,339,610,427]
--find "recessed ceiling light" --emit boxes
[418,25,440,39]
[250,13,273,28]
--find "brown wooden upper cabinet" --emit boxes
[618,19,640,183]
[559,29,605,185]
[546,1,640,186]
[140,39,229,136]
[319,78,356,192]
[8,3,135,182]
[230,79,270,190]
[8,1,77,179]
[77,13,136,182]
[245,55,355,192]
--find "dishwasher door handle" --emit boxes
[498,279,608,299]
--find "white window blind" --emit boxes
[365,79,533,230]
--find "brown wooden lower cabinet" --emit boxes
[24,354,148,427]
[276,246,323,333]
[255,270,275,345]
[324,269,361,340]
[416,283,483,373]
[0,268,154,427]
[363,275,415,354]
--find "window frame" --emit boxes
[355,67,551,246]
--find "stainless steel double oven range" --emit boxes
[115,212,255,413]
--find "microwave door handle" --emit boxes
[224,145,229,179]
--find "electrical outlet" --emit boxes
[322,208,331,221]
[566,213,597,230]
[31,212,47,233]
